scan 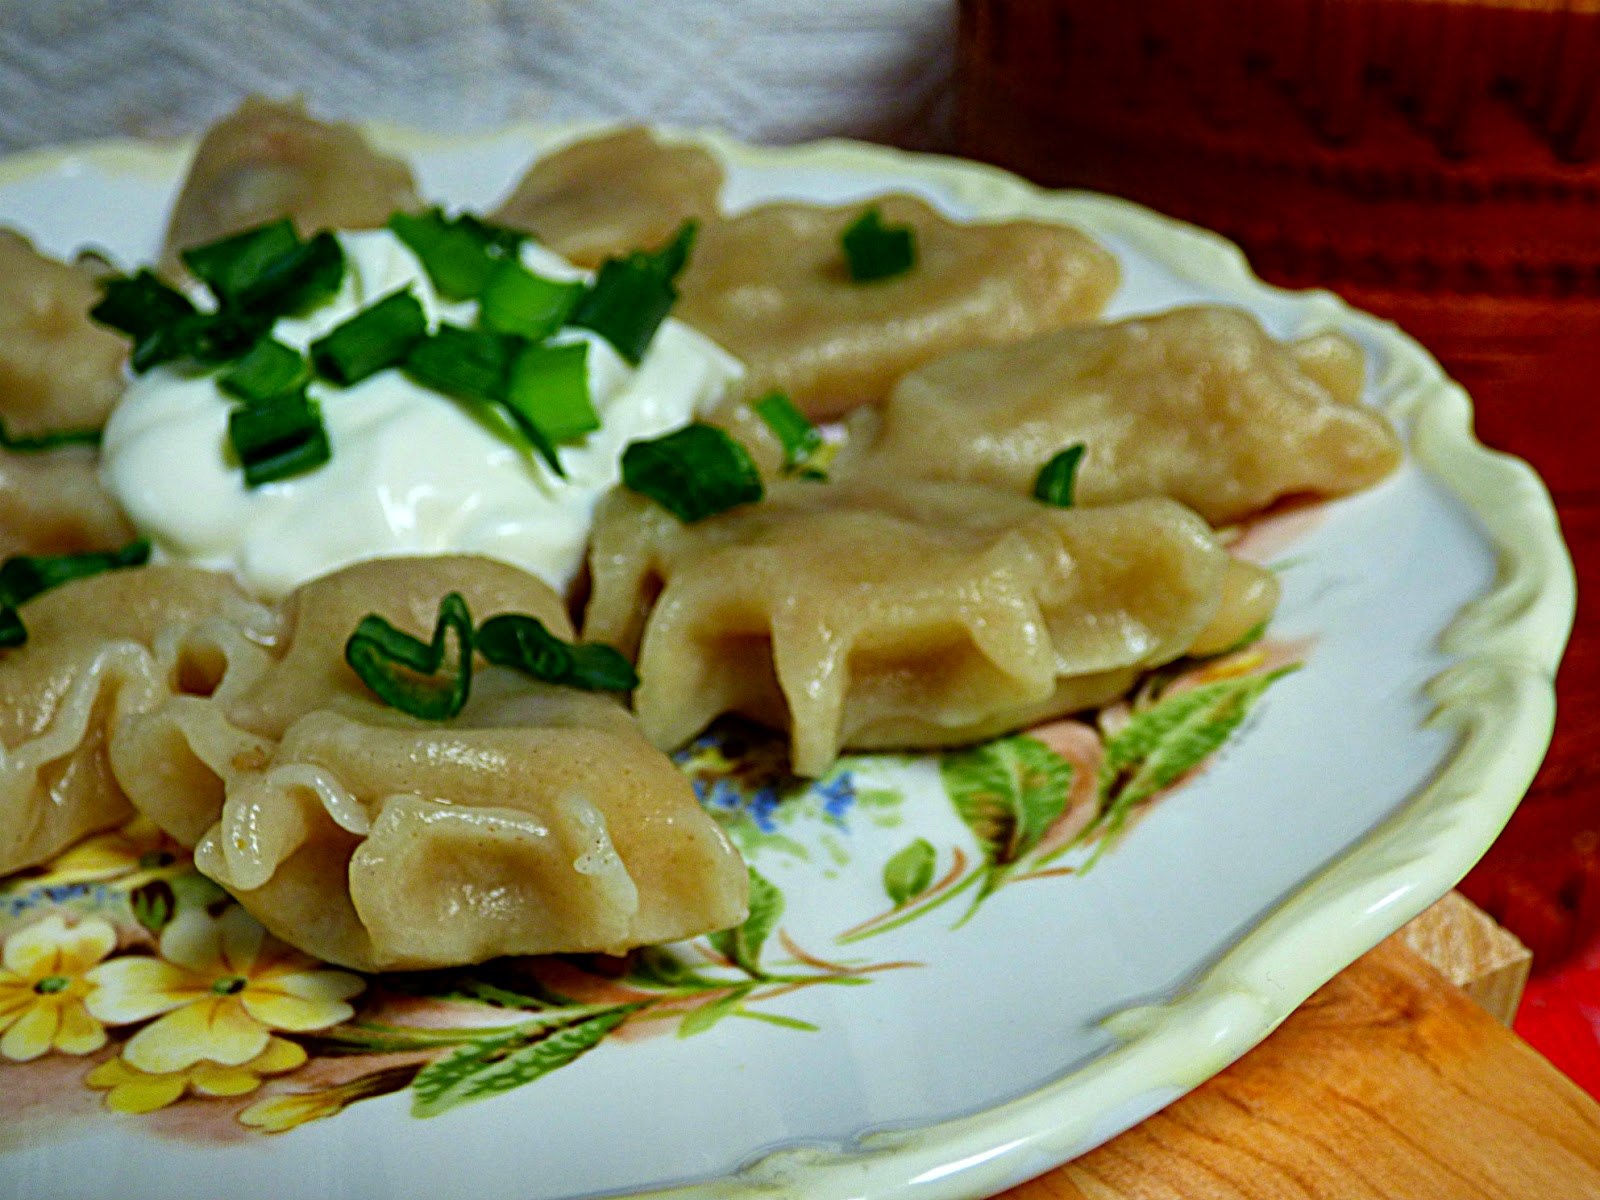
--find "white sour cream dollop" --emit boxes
[100,230,743,598]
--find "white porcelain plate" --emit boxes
[0,127,1575,1200]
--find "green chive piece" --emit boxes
[180,220,300,303]
[621,423,763,523]
[842,206,916,283]
[388,208,525,302]
[478,260,584,341]
[477,614,638,692]
[90,270,199,372]
[172,308,276,366]
[310,288,427,385]
[227,392,331,487]
[403,325,563,475]
[1034,443,1087,508]
[752,390,821,471]
[233,230,345,316]
[0,539,152,648]
[345,592,474,720]
[0,417,101,452]
[568,221,697,366]
[219,339,310,404]
[506,341,597,444]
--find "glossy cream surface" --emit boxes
[101,230,742,598]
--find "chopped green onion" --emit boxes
[752,390,821,471]
[173,308,276,366]
[568,221,697,366]
[0,540,152,649]
[180,220,300,303]
[506,341,596,444]
[310,288,427,385]
[842,207,916,283]
[219,339,310,404]
[478,260,584,341]
[232,230,345,316]
[345,592,473,720]
[388,208,525,302]
[403,325,562,475]
[476,614,638,692]
[1034,443,1087,508]
[90,270,199,372]
[0,417,100,452]
[621,423,763,523]
[227,392,331,487]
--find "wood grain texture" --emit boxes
[997,934,1600,1200]
[1400,891,1532,1025]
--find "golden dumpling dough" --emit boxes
[491,127,724,268]
[585,478,1230,777]
[866,306,1403,525]
[0,446,136,558]
[0,229,127,435]
[110,556,748,973]
[162,95,421,272]
[0,566,254,877]
[675,194,1119,419]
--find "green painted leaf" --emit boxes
[127,879,175,934]
[882,838,936,906]
[411,1004,639,1117]
[625,947,728,991]
[676,987,751,1039]
[707,867,783,978]
[940,735,1074,873]
[1095,666,1298,848]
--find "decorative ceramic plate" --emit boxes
[0,127,1575,1200]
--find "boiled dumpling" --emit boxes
[162,96,421,272]
[491,127,724,268]
[0,567,254,876]
[110,555,748,973]
[0,447,136,559]
[675,194,1119,419]
[586,477,1256,777]
[862,306,1402,525]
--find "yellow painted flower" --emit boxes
[0,914,116,1061]
[21,817,184,889]
[239,1066,414,1133]
[86,1036,306,1114]
[85,905,363,1073]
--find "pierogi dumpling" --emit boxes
[864,306,1402,525]
[0,447,137,559]
[109,556,748,973]
[675,195,1119,419]
[491,127,724,268]
[162,96,421,272]
[0,567,254,876]
[586,478,1247,777]
[0,229,127,435]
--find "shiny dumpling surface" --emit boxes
[161,96,421,272]
[0,446,136,559]
[491,127,724,268]
[585,478,1232,777]
[864,306,1403,525]
[0,567,254,876]
[109,555,748,973]
[675,194,1119,419]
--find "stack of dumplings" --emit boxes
[0,104,1405,979]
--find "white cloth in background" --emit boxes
[0,0,955,153]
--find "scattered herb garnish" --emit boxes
[227,391,331,487]
[621,423,764,523]
[841,206,916,283]
[1034,443,1087,508]
[180,220,302,305]
[752,390,823,474]
[219,338,311,405]
[310,288,428,386]
[0,540,152,648]
[568,221,696,365]
[506,341,597,444]
[89,270,199,372]
[0,417,101,452]
[345,592,474,720]
[477,614,638,692]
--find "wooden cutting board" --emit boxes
[997,899,1600,1198]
